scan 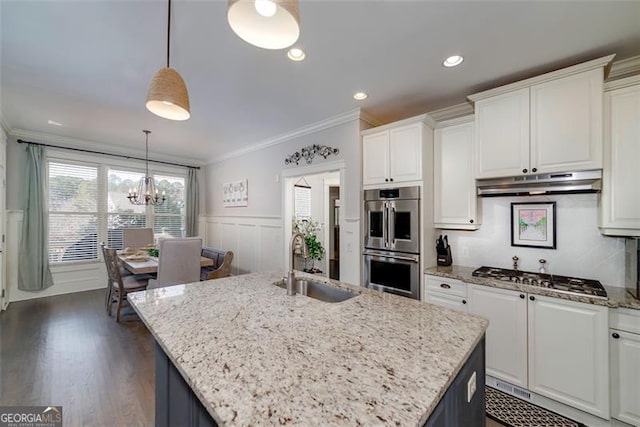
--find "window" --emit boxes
[48,162,99,262]
[47,158,187,263]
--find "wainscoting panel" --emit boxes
[200,215,283,276]
[6,210,106,303]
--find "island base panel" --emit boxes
[155,338,485,426]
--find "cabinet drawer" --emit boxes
[425,276,468,297]
[610,308,640,334]
[425,291,468,313]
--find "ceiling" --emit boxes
[2,1,640,165]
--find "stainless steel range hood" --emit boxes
[477,170,602,197]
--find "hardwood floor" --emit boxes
[0,290,154,426]
[1,289,506,427]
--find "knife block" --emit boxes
[437,246,452,267]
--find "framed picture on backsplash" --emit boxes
[511,202,556,249]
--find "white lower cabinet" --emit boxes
[610,308,640,425]
[467,284,610,419]
[467,285,528,388]
[528,295,609,419]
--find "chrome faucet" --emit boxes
[287,232,309,296]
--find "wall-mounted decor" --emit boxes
[284,144,339,165]
[223,179,248,207]
[511,202,556,249]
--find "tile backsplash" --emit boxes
[438,193,626,286]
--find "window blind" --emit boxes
[48,162,99,262]
[294,186,311,219]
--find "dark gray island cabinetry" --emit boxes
[129,272,488,426]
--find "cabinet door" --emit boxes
[434,122,479,229]
[530,69,603,174]
[528,295,609,418]
[610,330,640,425]
[600,84,640,235]
[389,123,422,183]
[467,285,528,388]
[474,88,530,178]
[362,131,389,186]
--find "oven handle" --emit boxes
[383,201,389,248]
[363,250,419,263]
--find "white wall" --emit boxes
[440,193,626,286]
[204,117,364,285]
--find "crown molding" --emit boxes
[8,128,204,167]
[468,54,616,102]
[0,108,11,135]
[604,74,640,92]
[359,109,384,127]
[427,102,475,122]
[435,114,475,129]
[209,108,365,164]
[360,112,436,135]
[608,55,640,80]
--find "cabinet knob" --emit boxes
[462,299,467,305]
[440,283,451,289]
[390,178,394,182]
[522,168,528,173]
[612,333,620,339]
[532,168,538,173]
[520,294,525,299]
[469,219,474,224]
[385,178,389,182]
[529,295,535,301]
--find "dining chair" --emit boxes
[148,238,202,289]
[102,245,149,322]
[122,227,154,249]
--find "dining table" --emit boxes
[118,251,214,275]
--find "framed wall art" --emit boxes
[511,202,556,249]
[223,179,248,207]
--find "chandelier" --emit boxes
[128,130,166,206]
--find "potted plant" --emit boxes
[292,218,325,274]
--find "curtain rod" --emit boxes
[17,139,201,170]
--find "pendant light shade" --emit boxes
[146,67,191,121]
[146,0,191,121]
[227,0,300,50]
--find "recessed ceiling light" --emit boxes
[287,48,306,61]
[353,92,368,101]
[443,55,464,67]
[48,120,63,126]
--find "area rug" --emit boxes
[485,386,586,427]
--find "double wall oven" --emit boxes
[363,186,420,299]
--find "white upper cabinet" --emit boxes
[362,131,389,186]
[470,55,613,179]
[600,77,640,236]
[362,116,433,187]
[434,119,481,230]
[530,69,603,174]
[474,89,530,178]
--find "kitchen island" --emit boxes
[129,272,488,426]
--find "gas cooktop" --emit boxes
[472,266,608,299]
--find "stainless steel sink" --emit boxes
[274,279,357,303]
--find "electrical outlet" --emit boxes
[467,371,477,403]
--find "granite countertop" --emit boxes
[129,272,488,426]
[424,265,640,310]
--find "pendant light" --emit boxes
[146,0,191,121]
[227,0,300,50]
[128,130,166,206]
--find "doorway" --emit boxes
[282,160,344,280]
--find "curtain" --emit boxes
[185,168,199,237]
[18,144,54,291]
